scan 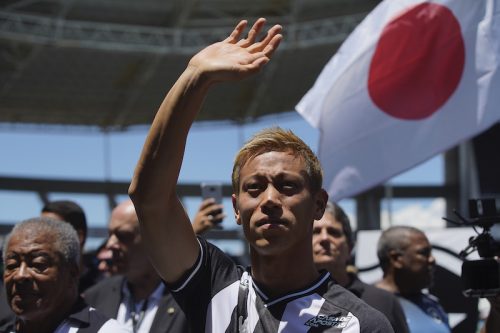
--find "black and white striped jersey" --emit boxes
[168,238,393,333]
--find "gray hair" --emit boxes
[3,217,80,268]
[376,226,424,273]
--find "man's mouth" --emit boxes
[110,251,123,262]
[11,290,39,301]
[316,249,334,256]
[256,219,287,228]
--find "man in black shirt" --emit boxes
[129,18,394,332]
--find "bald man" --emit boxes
[376,226,450,333]
[83,200,188,333]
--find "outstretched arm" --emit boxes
[129,18,282,283]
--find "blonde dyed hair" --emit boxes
[232,127,323,194]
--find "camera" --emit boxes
[445,198,500,297]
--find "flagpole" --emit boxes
[384,184,393,227]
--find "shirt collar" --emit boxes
[253,270,332,307]
[121,279,165,303]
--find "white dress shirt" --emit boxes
[116,282,165,333]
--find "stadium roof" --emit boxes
[0,0,379,130]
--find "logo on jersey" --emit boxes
[305,314,352,328]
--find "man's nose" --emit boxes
[264,184,280,205]
[261,185,282,211]
[13,262,30,282]
[319,228,330,241]
[106,234,119,249]
[428,253,436,265]
[262,184,282,217]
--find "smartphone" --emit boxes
[200,182,223,204]
[200,182,223,230]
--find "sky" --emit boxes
[0,110,445,252]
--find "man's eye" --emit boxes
[31,261,49,273]
[116,231,135,243]
[246,183,261,191]
[5,261,18,271]
[281,182,298,192]
[419,249,432,257]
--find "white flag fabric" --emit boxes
[296,0,500,201]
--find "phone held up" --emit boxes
[200,182,223,230]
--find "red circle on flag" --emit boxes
[368,3,465,120]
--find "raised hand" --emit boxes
[188,18,283,84]
[129,17,282,284]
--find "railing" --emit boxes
[0,11,367,53]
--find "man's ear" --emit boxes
[77,230,86,250]
[313,189,328,220]
[389,250,403,269]
[232,194,241,225]
[348,242,355,258]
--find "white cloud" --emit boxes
[381,198,446,229]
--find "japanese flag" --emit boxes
[296,0,500,201]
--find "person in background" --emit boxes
[41,200,88,249]
[95,241,117,278]
[83,200,189,333]
[312,202,409,333]
[0,200,100,324]
[41,200,100,292]
[93,197,225,279]
[0,217,127,333]
[128,17,394,332]
[376,226,450,333]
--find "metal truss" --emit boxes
[0,175,242,245]
[0,11,367,53]
[0,175,455,230]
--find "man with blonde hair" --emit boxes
[129,18,393,332]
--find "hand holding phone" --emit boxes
[194,183,225,232]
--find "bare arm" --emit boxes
[129,18,282,283]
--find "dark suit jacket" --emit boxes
[83,275,188,333]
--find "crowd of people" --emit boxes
[0,17,498,333]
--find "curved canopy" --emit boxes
[0,0,378,129]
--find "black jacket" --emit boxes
[83,275,188,333]
[347,274,409,333]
